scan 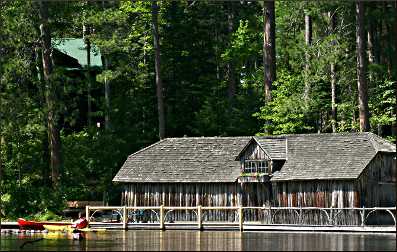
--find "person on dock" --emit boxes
[72,212,88,229]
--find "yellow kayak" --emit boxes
[43,224,106,232]
[43,224,72,232]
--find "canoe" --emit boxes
[43,225,106,232]
[18,218,72,230]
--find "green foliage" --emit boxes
[30,210,63,222]
[222,20,261,64]
[62,129,126,202]
[254,70,313,135]
[369,79,396,130]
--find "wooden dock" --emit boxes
[1,221,395,233]
[87,222,396,233]
[84,205,396,233]
[2,205,395,233]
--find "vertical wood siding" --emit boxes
[272,180,357,208]
[122,183,271,207]
[122,182,271,222]
[356,152,396,207]
[271,180,361,225]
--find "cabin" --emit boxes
[112,133,396,223]
[51,38,105,132]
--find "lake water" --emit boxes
[1,230,396,251]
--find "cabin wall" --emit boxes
[356,152,396,207]
[122,182,271,207]
[122,182,272,222]
[272,180,358,208]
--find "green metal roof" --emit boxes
[53,38,102,68]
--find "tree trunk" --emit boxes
[39,1,61,187]
[304,13,312,101]
[227,3,236,101]
[151,0,165,139]
[392,0,397,138]
[329,11,337,133]
[367,23,375,65]
[375,18,382,64]
[355,1,370,132]
[0,136,4,218]
[367,2,378,66]
[395,1,397,77]
[35,45,50,185]
[0,137,2,180]
[215,26,220,81]
[263,0,276,102]
[395,1,397,80]
[104,57,111,131]
[0,124,2,219]
[385,20,392,78]
[367,18,376,84]
[84,24,92,127]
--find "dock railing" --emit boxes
[85,205,396,231]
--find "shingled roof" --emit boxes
[112,137,251,183]
[254,137,287,160]
[113,133,395,183]
[268,132,396,181]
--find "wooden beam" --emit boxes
[159,205,165,230]
[198,205,202,230]
[123,206,127,230]
[86,206,89,221]
[239,206,243,231]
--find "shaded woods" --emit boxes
[0,0,396,219]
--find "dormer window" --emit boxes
[243,160,269,174]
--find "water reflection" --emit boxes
[1,230,395,251]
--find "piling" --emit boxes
[239,206,243,231]
[86,206,89,221]
[123,206,127,230]
[197,205,202,230]
[160,205,164,230]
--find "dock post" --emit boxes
[361,207,365,227]
[86,206,89,222]
[160,205,164,230]
[239,206,243,232]
[299,205,302,224]
[123,206,127,230]
[197,205,202,230]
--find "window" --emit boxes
[257,161,268,173]
[243,160,269,174]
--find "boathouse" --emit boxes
[113,133,396,222]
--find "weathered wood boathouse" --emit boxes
[113,133,396,224]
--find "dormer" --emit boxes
[235,136,287,182]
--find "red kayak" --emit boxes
[17,218,72,230]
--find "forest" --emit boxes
[0,0,396,220]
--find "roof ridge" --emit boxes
[366,132,379,152]
[165,136,251,139]
[255,132,370,138]
[367,132,396,152]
